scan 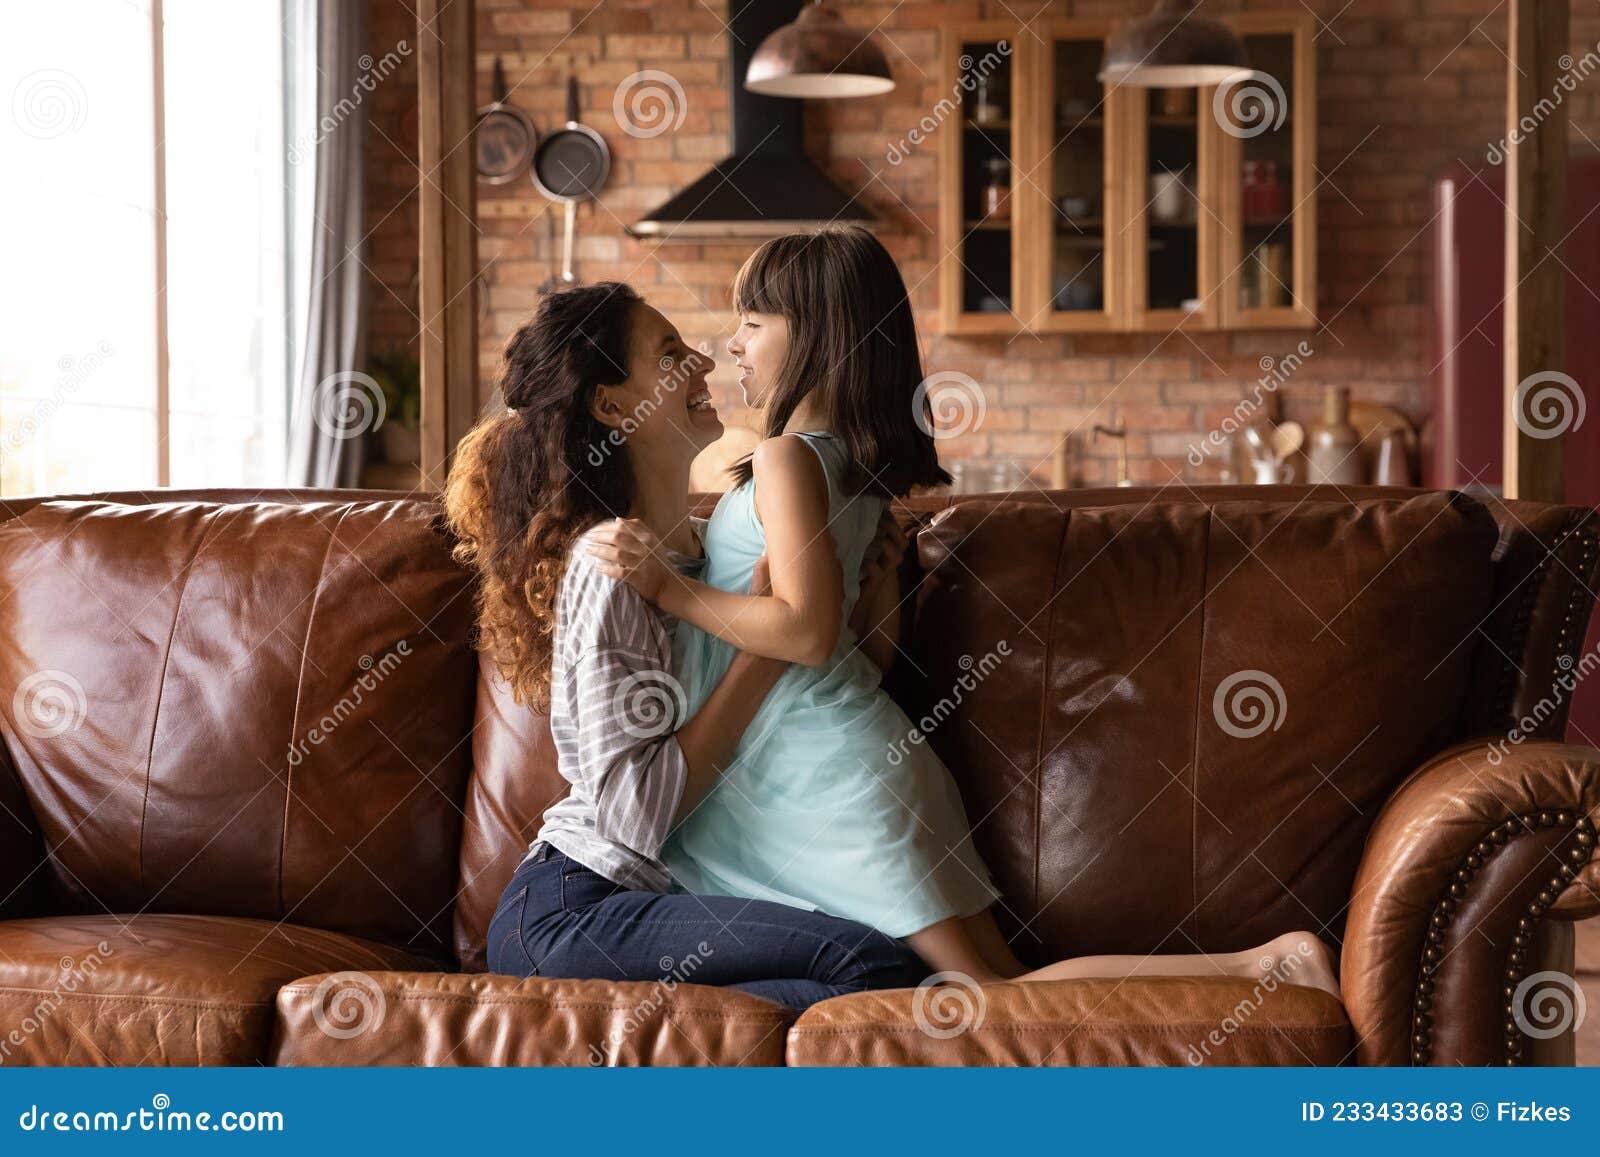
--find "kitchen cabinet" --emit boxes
[939,12,1316,334]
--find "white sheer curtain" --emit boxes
[285,0,370,488]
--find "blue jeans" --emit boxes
[486,842,930,1011]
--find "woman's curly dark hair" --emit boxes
[443,281,642,709]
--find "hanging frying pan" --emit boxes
[531,72,611,288]
[476,58,536,185]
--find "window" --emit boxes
[1,0,308,494]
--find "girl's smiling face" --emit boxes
[726,311,789,409]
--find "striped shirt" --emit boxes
[531,521,706,891]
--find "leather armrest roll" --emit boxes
[1342,740,1600,1065]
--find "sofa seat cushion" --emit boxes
[0,914,434,1065]
[271,972,794,1066]
[786,976,1352,1066]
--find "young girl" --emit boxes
[588,228,1339,997]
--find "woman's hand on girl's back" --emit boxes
[586,518,674,603]
[859,511,908,595]
[749,554,772,596]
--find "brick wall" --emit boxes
[367,0,1600,487]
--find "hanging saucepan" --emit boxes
[531,72,611,287]
[475,57,536,185]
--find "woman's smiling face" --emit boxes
[590,303,721,456]
[726,310,789,409]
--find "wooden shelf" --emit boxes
[940,12,1316,334]
[478,199,549,221]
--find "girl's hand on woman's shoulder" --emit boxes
[586,518,673,604]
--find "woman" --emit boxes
[444,281,927,1011]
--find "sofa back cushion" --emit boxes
[907,491,1498,961]
[0,499,477,958]
[454,656,570,970]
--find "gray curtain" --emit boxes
[287,0,369,488]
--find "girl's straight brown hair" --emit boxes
[729,226,949,497]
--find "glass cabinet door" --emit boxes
[938,13,1316,336]
[1217,16,1316,327]
[1126,82,1218,327]
[940,29,1022,333]
[1029,24,1120,331]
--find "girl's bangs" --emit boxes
[731,238,794,315]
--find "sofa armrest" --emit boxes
[269,971,794,1067]
[1342,740,1600,1066]
[0,740,47,920]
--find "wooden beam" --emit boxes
[417,0,478,492]
[1504,0,1568,502]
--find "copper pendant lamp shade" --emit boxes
[1098,0,1251,87]
[745,1,895,99]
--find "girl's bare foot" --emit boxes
[1248,930,1341,1001]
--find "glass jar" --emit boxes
[982,158,1010,221]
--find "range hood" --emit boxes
[628,0,874,240]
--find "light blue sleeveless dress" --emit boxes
[663,431,1001,937]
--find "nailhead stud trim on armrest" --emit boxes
[1491,525,1596,729]
[1411,810,1594,1066]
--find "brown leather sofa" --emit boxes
[0,485,1596,1067]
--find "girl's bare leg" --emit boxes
[1014,930,1340,1000]
[906,922,1340,1001]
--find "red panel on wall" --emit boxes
[1428,157,1600,747]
